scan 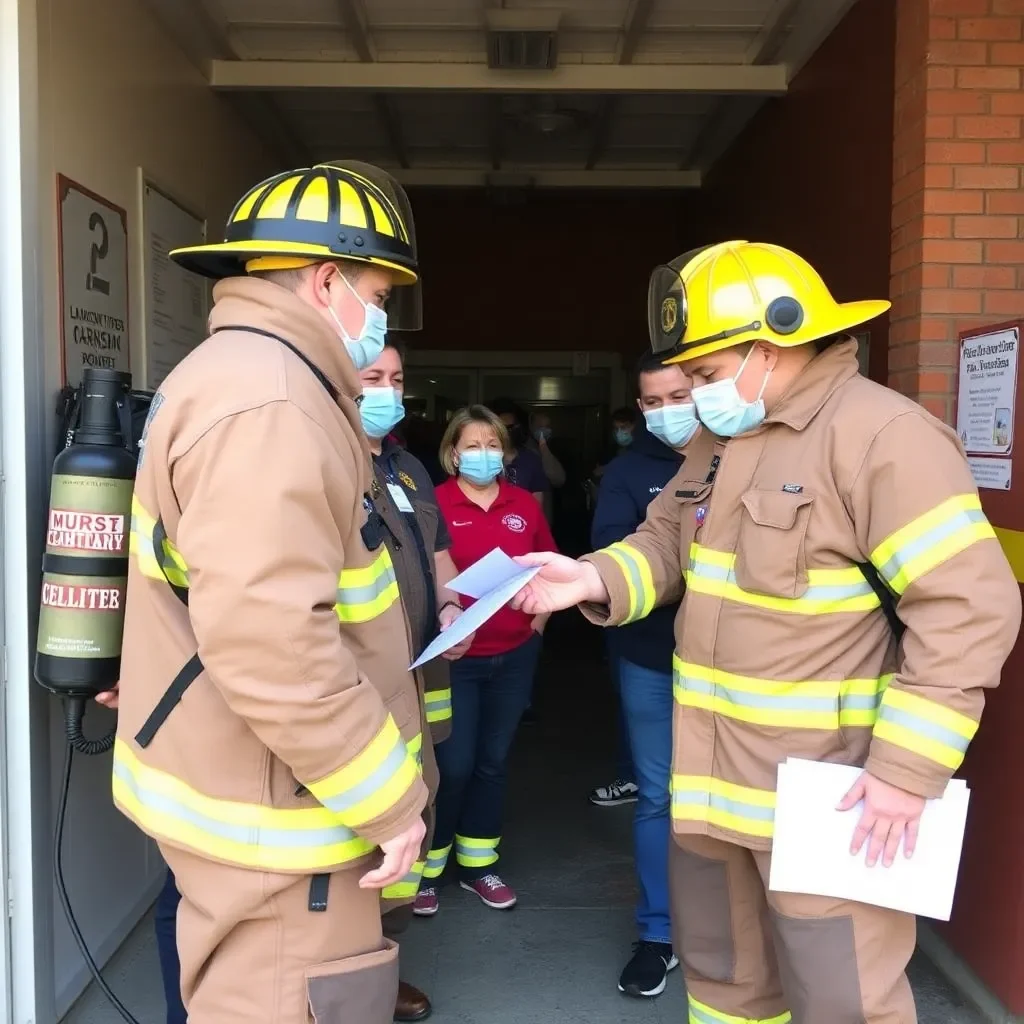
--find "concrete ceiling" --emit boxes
[143,0,859,188]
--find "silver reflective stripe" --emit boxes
[337,562,398,606]
[677,676,838,714]
[130,515,156,561]
[671,789,775,824]
[425,847,451,872]
[842,692,884,713]
[688,559,873,602]
[112,759,357,849]
[876,508,988,586]
[315,735,410,815]
[877,705,970,753]
[425,693,452,712]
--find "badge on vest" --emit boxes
[387,482,414,513]
[782,483,804,494]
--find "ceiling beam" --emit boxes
[335,0,376,61]
[139,0,311,167]
[587,0,655,170]
[390,168,702,189]
[774,0,858,81]
[336,0,409,169]
[745,0,803,65]
[209,60,789,95]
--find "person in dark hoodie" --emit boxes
[589,350,707,1000]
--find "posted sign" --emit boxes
[956,326,1018,456]
[58,176,130,386]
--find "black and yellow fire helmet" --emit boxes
[170,161,422,328]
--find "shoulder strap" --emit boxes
[134,325,352,746]
[857,560,906,642]
[212,325,339,402]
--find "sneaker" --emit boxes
[412,887,439,917]
[589,779,639,807]
[460,874,517,910]
[618,941,679,998]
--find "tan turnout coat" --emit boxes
[583,339,1021,852]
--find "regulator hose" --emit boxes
[55,718,143,1024]
[64,696,115,755]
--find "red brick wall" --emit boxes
[678,0,897,383]
[408,189,686,360]
[889,0,1024,423]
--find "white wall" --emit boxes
[31,0,276,1015]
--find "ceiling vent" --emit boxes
[484,9,561,70]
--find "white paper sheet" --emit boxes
[769,758,970,921]
[409,548,540,669]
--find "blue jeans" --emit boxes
[619,658,673,945]
[606,636,635,783]
[432,632,542,880]
[154,868,187,1024]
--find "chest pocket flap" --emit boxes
[735,489,815,600]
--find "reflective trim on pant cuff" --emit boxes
[688,994,791,1024]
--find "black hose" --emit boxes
[55,722,143,1024]
[64,696,115,755]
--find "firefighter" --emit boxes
[112,162,431,1024]
[509,240,1022,1023]
[360,337,474,1021]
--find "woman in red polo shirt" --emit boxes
[414,404,556,916]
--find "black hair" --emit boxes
[486,396,529,427]
[383,334,407,361]
[634,350,674,383]
[611,406,637,426]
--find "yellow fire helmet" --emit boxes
[647,240,891,365]
[170,161,422,329]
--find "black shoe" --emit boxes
[618,941,679,998]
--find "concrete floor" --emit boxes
[65,612,982,1024]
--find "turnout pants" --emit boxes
[670,834,917,1024]
[163,846,398,1024]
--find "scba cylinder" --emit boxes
[35,368,138,699]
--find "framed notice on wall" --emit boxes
[957,323,1019,491]
[138,172,208,391]
[57,175,130,387]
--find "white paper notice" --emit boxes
[409,549,540,669]
[968,456,1012,491]
[956,327,1018,455]
[769,759,970,921]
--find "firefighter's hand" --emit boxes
[95,685,120,709]
[509,552,608,614]
[837,771,926,868]
[439,603,473,661]
[359,818,427,890]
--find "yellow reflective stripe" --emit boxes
[406,732,423,767]
[601,541,656,624]
[455,834,500,868]
[112,739,373,872]
[423,843,452,879]
[381,859,426,900]
[672,657,888,730]
[335,547,400,624]
[870,494,995,596]
[873,687,978,770]
[672,775,776,839]
[424,688,453,723]
[689,994,791,1024]
[308,716,419,828]
[686,544,880,615]
[130,496,190,587]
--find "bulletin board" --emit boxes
[138,172,208,391]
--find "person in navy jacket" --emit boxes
[589,352,706,1001]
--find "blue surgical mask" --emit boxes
[644,403,699,448]
[328,273,389,371]
[457,449,504,486]
[614,428,633,447]
[359,386,405,439]
[691,347,771,438]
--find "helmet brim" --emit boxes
[169,239,418,285]
[663,299,891,365]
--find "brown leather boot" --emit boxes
[394,980,432,1022]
